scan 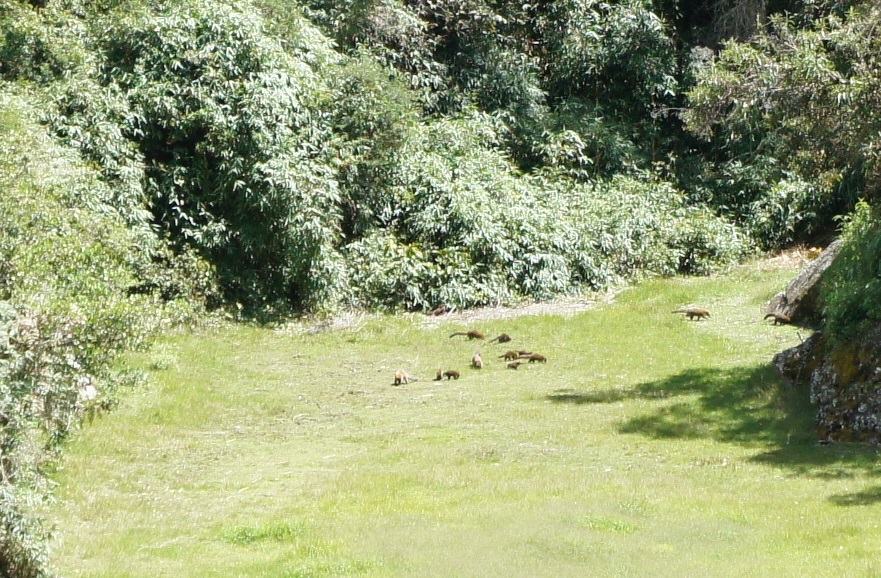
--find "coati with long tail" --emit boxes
[516,350,534,358]
[443,370,460,380]
[527,353,547,363]
[394,369,417,386]
[450,329,486,340]
[764,312,791,325]
[472,352,484,369]
[489,333,511,344]
[506,361,522,370]
[499,350,520,361]
[672,307,711,320]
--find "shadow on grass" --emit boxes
[547,364,881,477]
[828,486,881,507]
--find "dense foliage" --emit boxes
[0,91,168,577]
[820,200,881,342]
[683,5,881,246]
[3,0,881,573]
[340,112,745,310]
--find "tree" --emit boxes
[683,5,881,246]
[93,0,345,310]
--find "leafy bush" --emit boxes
[0,481,50,578]
[683,9,881,246]
[82,0,346,311]
[821,200,881,341]
[0,0,89,83]
[340,112,747,310]
[0,89,169,577]
[540,0,678,113]
[305,0,458,113]
[535,100,649,180]
[328,54,418,240]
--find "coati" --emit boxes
[672,307,711,320]
[489,333,512,344]
[527,353,547,363]
[472,352,484,369]
[764,312,791,325]
[394,369,417,386]
[443,370,460,380]
[430,303,450,316]
[450,329,486,340]
[506,361,522,370]
[516,350,534,358]
[435,369,443,381]
[499,350,520,361]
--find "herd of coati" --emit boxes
[392,328,549,385]
[393,304,791,385]
[671,306,793,326]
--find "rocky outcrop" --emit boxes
[775,326,881,443]
[770,240,881,443]
[765,239,842,326]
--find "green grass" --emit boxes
[49,259,881,577]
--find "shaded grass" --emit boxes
[48,260,881,577]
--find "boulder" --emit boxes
[769,239,881,443]
[765,239,842,326]
[775,324,881,443]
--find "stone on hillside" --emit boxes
[765,240,842,326]
[775,324,881,443]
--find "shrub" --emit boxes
[0,89,168,577]
[328,54,418,240]
[0,0,89,83]
[0,482,50,578]
[541,0,678,113]
[821,200,881,342]
[83,0,345,311]
[341,112,748,310]
[683,10,881,246]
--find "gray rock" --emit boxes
[765,239,843,325]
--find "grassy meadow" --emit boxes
[49,257,881,577]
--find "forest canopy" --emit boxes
[2,0,881,574]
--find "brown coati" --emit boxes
[435,369,443,381]
[430,303,450,316]
[672,307,711,320]
[394,369,417,386]
[527,353,547,363]
[472,352,484,369]
[443,370,460,380]
[489,333,512,344]
[499,351,520,361]
[506,361,522,370]
[764,312,791,325]
[450,329,486,340]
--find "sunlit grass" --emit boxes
[49,259,881,577]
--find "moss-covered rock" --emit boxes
[776,324,881,443]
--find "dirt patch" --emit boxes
[284,293,616,335]
[755,245,823,272]
[414,292,617,329]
